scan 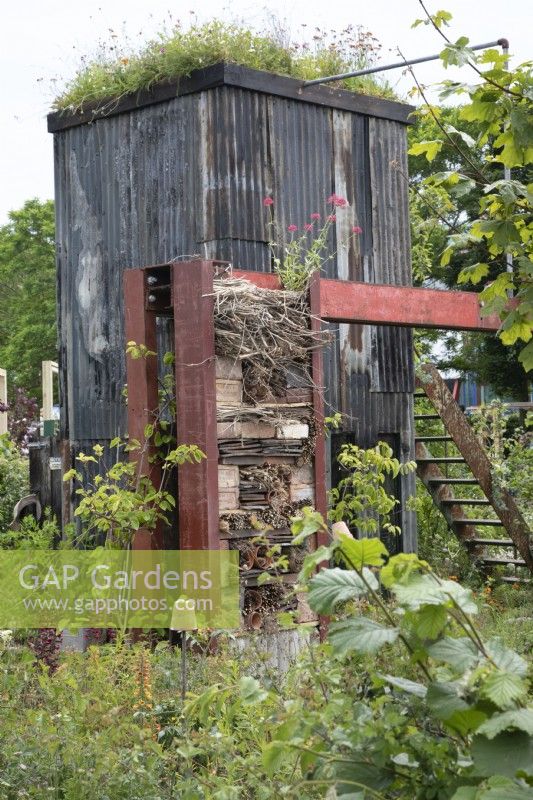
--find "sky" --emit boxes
[0,0,530,225]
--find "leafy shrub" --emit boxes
[259,512,533,798]
[6,385,39,453]
[0,435,28,534]
[329,441,416,537]
[0,509,59,550]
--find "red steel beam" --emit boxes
[124,268,163,550]
[172,261,220,550]
[319,278,501,332]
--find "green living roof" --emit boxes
[53,19,398,114]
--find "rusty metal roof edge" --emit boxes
[47,62,415,134]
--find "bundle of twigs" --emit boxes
[212,277,330,399]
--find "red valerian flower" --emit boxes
[310,212,321,220]
[287,224,298,232]
[327,215,336,222]
[304,223,313,231]
[352,226,363,234]
[327,194,348,207]
[263,197,274,206]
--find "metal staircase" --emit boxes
[414,363,533,579]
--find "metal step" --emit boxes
[480,556,526,567]
[417,457,465,464]
[415,435,453,442]
[441,498,489,506]
[414,413,441,420]
[427,478,478,485]
[413,391,427,397]
[454,518,504,526]
[464,538,514,547]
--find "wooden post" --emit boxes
[124,268,163,549]
[28,438,63,530]
[41,361,58,419]
[172,261,220,550]
[41,361,59,436]
[0,368,7,436]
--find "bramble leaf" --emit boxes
[481,671,527,710]
[472,731,533,778]
[239,676,268,705]
[428,637,479,671]
[412,604,449,640]
[307,567,377,614]
[478,709,533,739]
[329,617,399,656]
[337,535,388,570]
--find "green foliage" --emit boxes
[55,20,393,112]
[0,454,531,798]
[410,477,480,583]
[409,12,533,371]
[0,435,28,533]
[329,441,416,536]
[66,439,204,547]
[447,335,531,402]
[0,509,59,550]
[272,220,332,291]
[0,199,56,400]
[469,401,533,527]
[264,517,533,798]
[409,179,452,283]
[0,638,307,799]
[64,342,205,547]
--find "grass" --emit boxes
[53,19,396,113]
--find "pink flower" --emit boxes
[310,212,321,220]
[327,214,336,222]
[352,226,363,234]
[304,223,313,232]
[263,197,274,206]
[287,224,298,232]
[327,194,348,207]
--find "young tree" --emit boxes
[0,199,57,400]
[409,5,533,374]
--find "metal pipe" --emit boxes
[302,39,509,87]
[501,42,514,276]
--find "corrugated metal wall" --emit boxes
[53,80,416,549]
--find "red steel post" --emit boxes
[172,261,220,550]
[309,272,329,547]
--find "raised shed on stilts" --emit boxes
[48,62,417,551]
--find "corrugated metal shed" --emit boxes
[49,62,417,550]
